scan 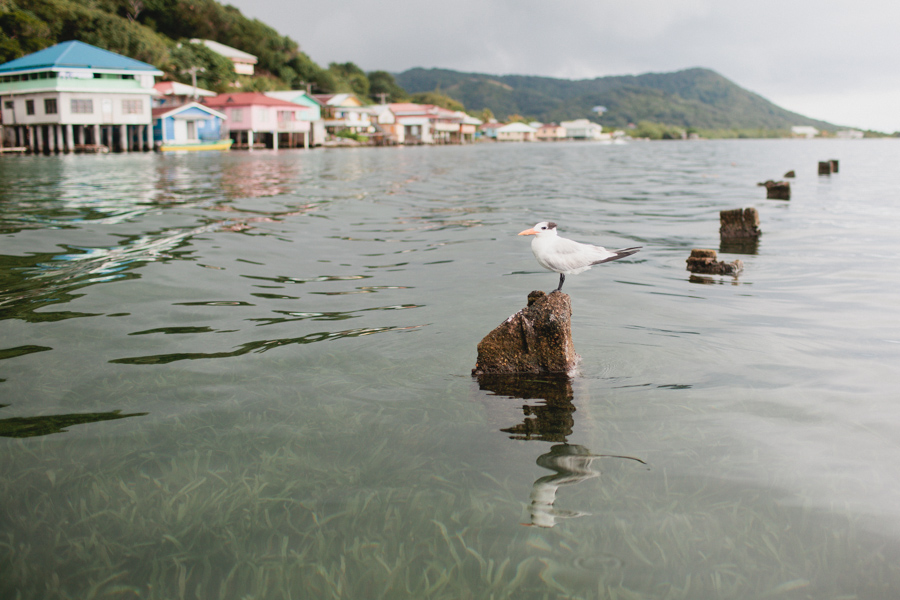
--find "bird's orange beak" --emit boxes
[518,228,538,236]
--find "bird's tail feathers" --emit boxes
[592,246,642,265]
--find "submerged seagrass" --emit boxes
[4,141,900,600]
[472,291,578,375]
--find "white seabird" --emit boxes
[518,221,641,292]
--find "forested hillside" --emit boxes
[395,67,837,132]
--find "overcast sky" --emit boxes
[226,0,900,132]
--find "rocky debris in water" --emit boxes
[686,248,743,275]
[757,180,791,200]
[784,170,796,178]
[819,161,832,175]
[472,291,579,376]
[720,207,761,240]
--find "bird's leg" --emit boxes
[555,273,565,292]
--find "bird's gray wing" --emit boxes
[590,246,642,265]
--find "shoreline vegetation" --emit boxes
[1,0,895,140]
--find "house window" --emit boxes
[71,99,94,114]
[231,108,243,122]
[26,100,34,115]
[122,99,142,114]
[44,98,58,114]
[3,100,12,109]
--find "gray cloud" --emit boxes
[227,0,900,131]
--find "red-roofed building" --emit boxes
[204,92,312,149]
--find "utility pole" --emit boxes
[181,66,206,101]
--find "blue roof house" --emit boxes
[0,40,163,153]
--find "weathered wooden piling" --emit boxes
[686,249,743,276]
[819,161,832,175]
[720,207,760,254]
[758,180,790,200]
[473,291,579,376]
[830,159,839,173]
[720,208,760,241]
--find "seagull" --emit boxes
[518,221,641,292]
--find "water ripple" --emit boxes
[110,324,427,365]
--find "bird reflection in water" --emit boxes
[476,374,646,527]
[531,444,600,528]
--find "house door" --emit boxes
[186,120,196,141]
[101,99,113,123]
[173,119,188,142]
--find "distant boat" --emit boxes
[157,138,233,152]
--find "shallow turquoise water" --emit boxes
[2,140,900,598]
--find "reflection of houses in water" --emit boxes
[219,157,303,199]
[476,374,647,528]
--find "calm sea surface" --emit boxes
[2,139,900,599]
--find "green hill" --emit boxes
[0,0,337,93]
[395,67,837,132]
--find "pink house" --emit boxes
[388,103,480,144]
[204,92,312,149]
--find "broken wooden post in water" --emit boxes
[830,159,839,173]
[719,208,761,254]
[472,291,579,376]
[819,161,832,175]
[758,180,791,200]
[686,249,743,276]
[720,208,760,241]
